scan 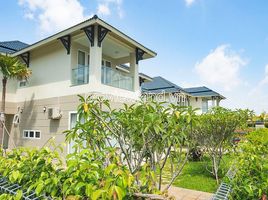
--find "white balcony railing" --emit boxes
[71,65,89,85]
[101,66,133,91]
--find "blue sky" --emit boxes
[1,0,268,113]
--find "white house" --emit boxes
[0,15,156,153]
[141,76,225,114]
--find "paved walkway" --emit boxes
[168,186,213,200]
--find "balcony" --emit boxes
[71,65,89,85]
[101,66,133,91]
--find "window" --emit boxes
[23,130,41,139]
[19,80,27,87]
[29,131,34,138]
[35,131,41,138]
[202,99,208,113]
[78,50,85,66]
[102,59,111,67]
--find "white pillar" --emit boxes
[216,98,220,106]
[130,52,139,92]
[89,25,102,86]
[211,97,215,107]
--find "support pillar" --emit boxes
[216,98,220,106]
[130,52,139,92]
[211,97,216,107]
[89,25,102,86]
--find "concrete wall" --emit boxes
[14,40,139,103]
[8,93,130,154]
[188,97,203,114]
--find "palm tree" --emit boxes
[0,54,32,147]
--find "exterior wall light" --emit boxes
[43,106,47,112]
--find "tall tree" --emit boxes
[0,54,31,147]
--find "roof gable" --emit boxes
[12,15,156,58]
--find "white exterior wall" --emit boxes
[189,97,203,114]
[13,40,140,103]
[0,75,18,103]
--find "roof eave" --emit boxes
[12,16,157,58]
[12,18,96,57]
[190,94,226,100]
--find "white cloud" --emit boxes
[97,0,124,18]
[195,44,247,91]
[184,0,196,7]
[18,0,124,36]
[18,0,90,36]
[97,3,111,16]
[260,64,268,85]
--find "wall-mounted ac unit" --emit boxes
[47,107,62,120]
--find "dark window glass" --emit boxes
[35,131,40,138]
[29,131,34,138]
[24,131,29,137]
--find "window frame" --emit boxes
[18,79,28,88]
[102,59,112,67]
[77,50,89,67]
[23,130,41,139]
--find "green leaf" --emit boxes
[92,189,105,200]
[35,183,44,195]
[85,184,93,197]
[75,182,86,193]
[15,190,23,200]
[114,186,125,200]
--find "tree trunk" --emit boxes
[0,77,7,147]
[212,155,219,184]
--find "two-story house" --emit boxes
[0,15,156,153]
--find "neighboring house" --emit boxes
[0,15,156,153]
[141,76,189,106]
[141,76,225,113]
[0,40,29,55]
[184,86,225,114]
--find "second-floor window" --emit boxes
[72,50,89,85]
[19,80,27,87]
[78,50,86,66]
[102,59,111,68]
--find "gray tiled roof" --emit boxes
[184,86,225,99]
[141,76,187,94]
[0,41,29,54]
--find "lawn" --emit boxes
[161,154,233,193]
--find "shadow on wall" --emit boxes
[3,114,14,149]
[12,94,37,147]
[49,119,60,133]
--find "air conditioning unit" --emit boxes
[47,107,62,120]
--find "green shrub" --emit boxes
[230,129,268,199]
[0,146,139,199]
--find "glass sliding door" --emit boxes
[68,112,86,154]
[68,113,77,154]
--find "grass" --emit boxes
[161,154,233,193]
